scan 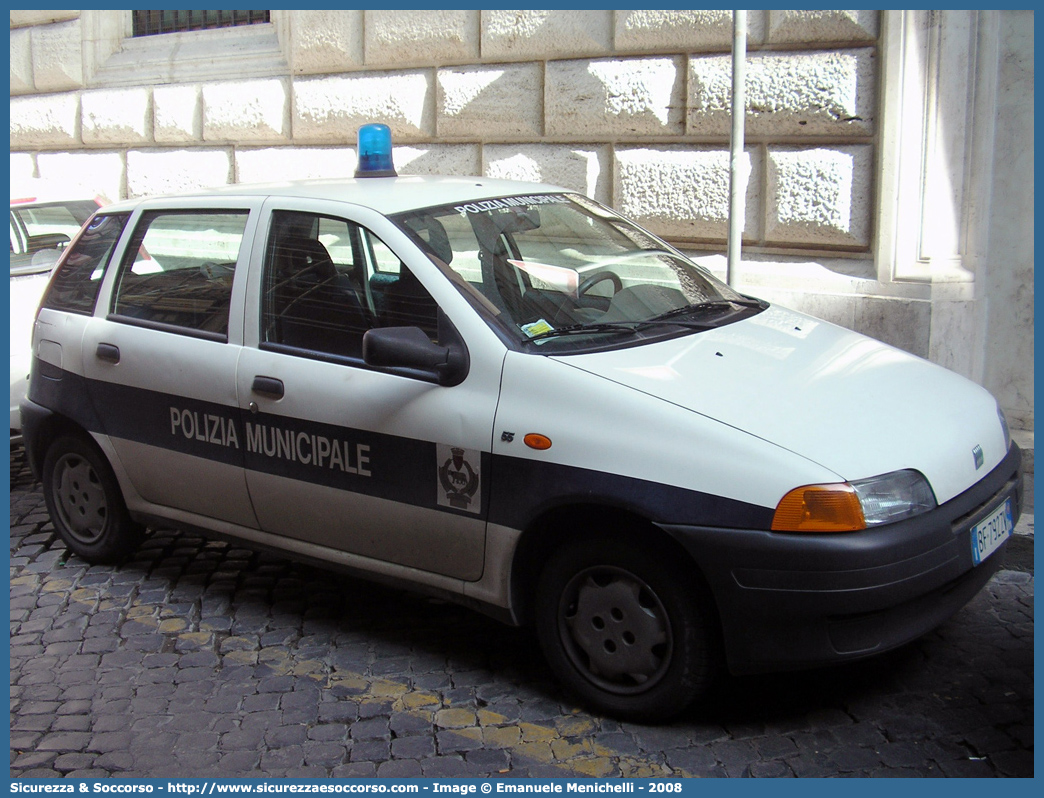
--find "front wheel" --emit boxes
[42,435,144,563]
[534,535,716,722]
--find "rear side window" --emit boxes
[41,213,130,315]
[111,210,249,340]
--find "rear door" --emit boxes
[80,198,262,528]
[235,199,503,581]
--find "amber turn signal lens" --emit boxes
[524,433,552,450]
[771,484,866,532]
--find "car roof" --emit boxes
[103,175,573,216]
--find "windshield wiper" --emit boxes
[525,321,643,343]
[646,297,764,324]
[524,298,765,343]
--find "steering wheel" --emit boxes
[577,271,623,298]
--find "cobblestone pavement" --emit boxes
[9,446,1034,778]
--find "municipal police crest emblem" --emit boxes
[437,444,481,514]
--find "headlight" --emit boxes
[851,470,936,526]
[772,470,936,533]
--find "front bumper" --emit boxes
[660,444,1023,674]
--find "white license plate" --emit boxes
[971,498,1014,565]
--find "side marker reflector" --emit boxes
[524,433,552,450]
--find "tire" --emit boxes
[534,535,716,723]
[42,435,144,563]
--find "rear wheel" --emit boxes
[42,435,143,563]
[534,535,716,722]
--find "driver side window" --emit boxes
[260,211,440,361]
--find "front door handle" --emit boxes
[96,343,120,364]
[251,376,284,400]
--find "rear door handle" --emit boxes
[96,343,120,364]
[251,376,284,400]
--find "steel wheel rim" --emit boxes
[52,453,109,545]
[557,565,673,695]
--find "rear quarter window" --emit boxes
[40,213,130,315]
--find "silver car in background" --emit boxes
[10,185,106,438]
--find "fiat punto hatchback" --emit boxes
[22,126,1022,721]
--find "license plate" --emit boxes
[971,498,1014,565]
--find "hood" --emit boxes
[552,305,1008,504]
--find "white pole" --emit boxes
[726,10,747,287]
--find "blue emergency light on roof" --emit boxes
[355,123,397,178]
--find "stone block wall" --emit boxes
[10,9,878,253]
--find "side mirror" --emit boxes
[362,326,468,386]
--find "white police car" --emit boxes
[21,125,1022,722]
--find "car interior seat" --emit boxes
[269,218,372,357]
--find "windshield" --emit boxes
[391,193,763,352]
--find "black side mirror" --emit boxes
[362,326,468,387]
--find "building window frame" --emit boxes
[875,10,1000,290]
[82,9,286,88]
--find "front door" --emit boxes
[236,202,501,581]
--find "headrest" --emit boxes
[405,216,453,265]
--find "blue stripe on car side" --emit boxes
[30,360,774,530]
